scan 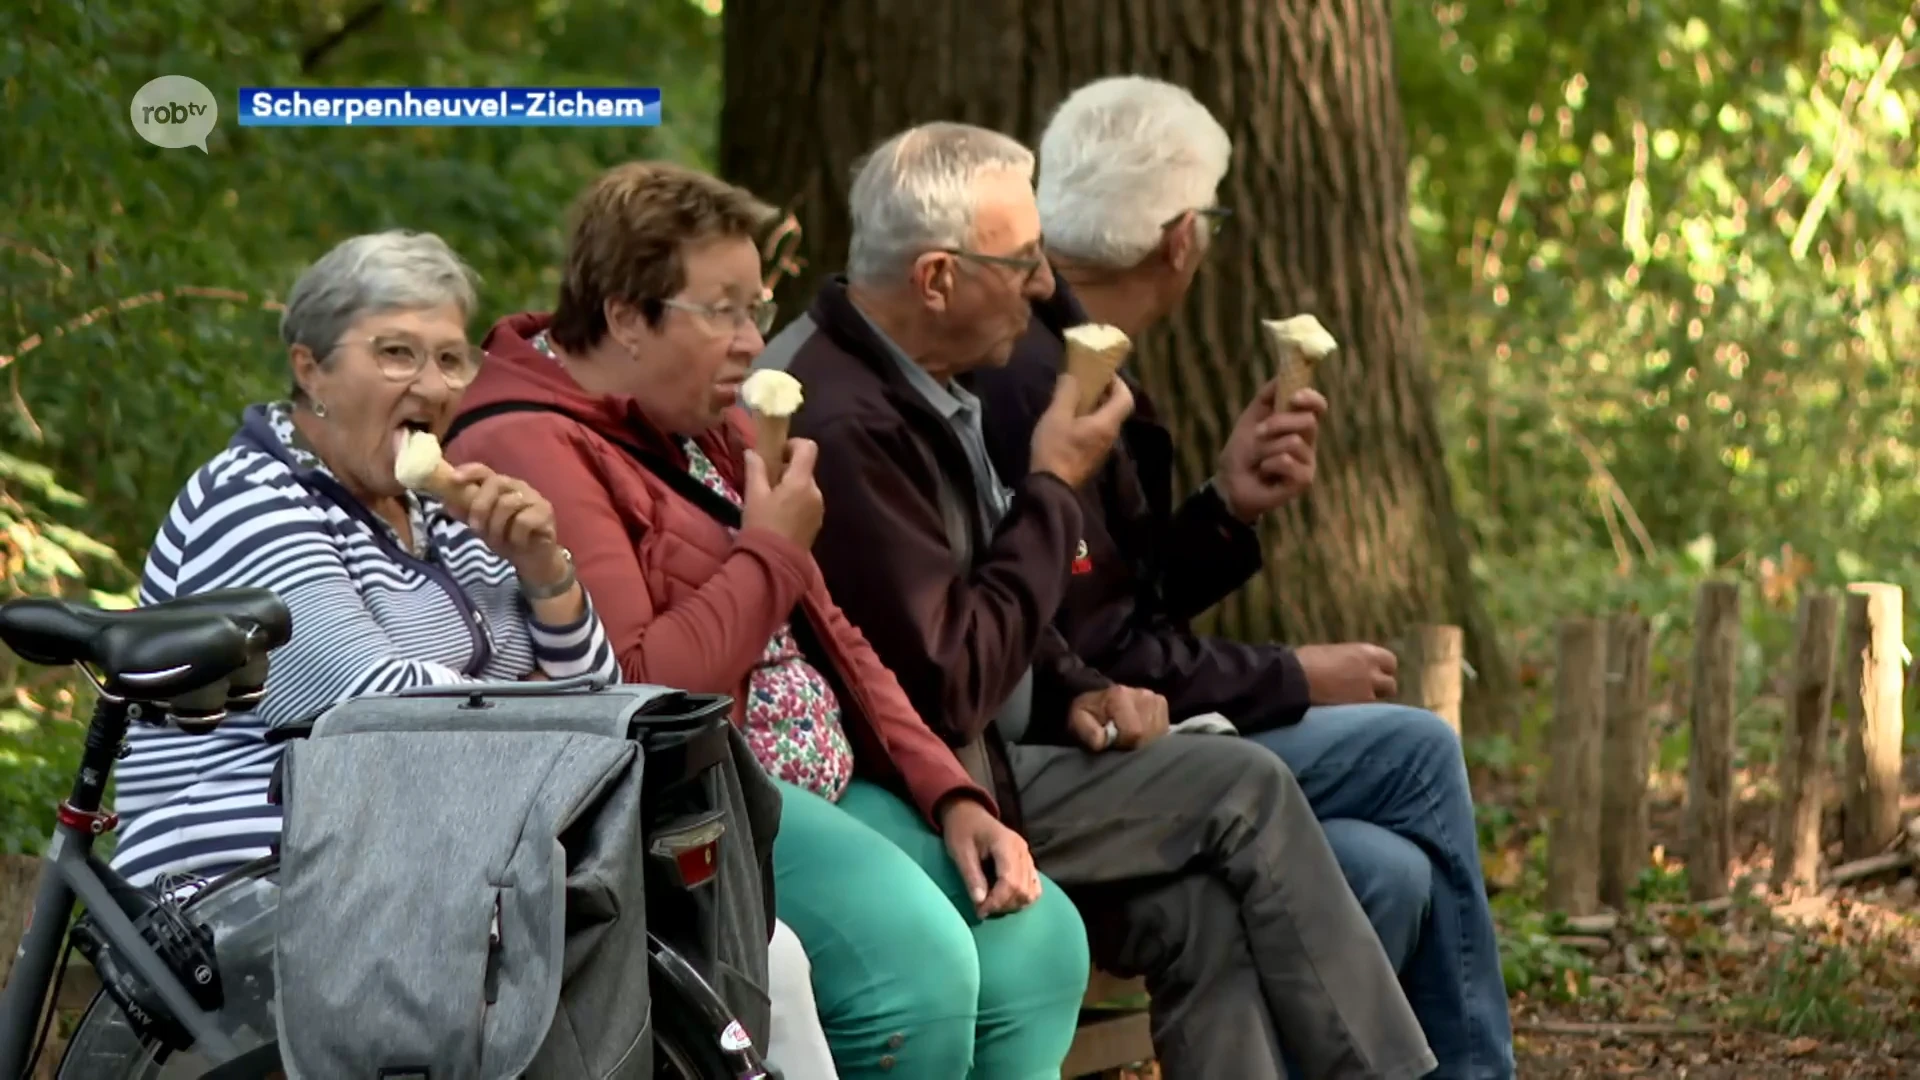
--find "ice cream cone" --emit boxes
[754,413,792,486]
[418,460,472,513]
[1063,324,1132,415]
[394,430,472,512]
[1260,316,1338,407]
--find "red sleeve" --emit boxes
[804,577,997,823]
[447,413,814,694]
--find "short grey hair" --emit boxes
[279,229,480,359]
[1037,76,1232,267]
[846,122,1036,285]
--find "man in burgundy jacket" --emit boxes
[968,77,1515,1079]
[757,121,1437,1080]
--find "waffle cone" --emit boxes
[1269,346,1321,403]
[418,461,472,514]
[754,413,792,485]
[1065,347,1124,416]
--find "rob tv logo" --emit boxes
[129,75,219,153]
[141,101,209,125]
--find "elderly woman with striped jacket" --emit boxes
[109,230,620,887]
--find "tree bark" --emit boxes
[719,0,1514,716]
[1400,623,1464,733]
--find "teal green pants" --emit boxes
[772,779,1090,1079]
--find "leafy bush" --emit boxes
[1,0,724,853]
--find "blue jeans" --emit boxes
[1247,704,1515,1080]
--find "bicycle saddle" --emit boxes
[0,588,292,715]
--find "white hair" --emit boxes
[1036,76,1232,268]
[846,122,1036,284]
[280,229,478,357]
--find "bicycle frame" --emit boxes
[0,695,244,1076]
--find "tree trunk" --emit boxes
[720,0,1514,715]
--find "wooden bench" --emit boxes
[1062,968,1154,1078]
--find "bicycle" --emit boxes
[0,587,774,1079]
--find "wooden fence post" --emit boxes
[1546,617,1607,914]
[1685,579,1741,901]
[1841,583,1905,860]
[1598,612,1652,909]
[1771,589,1839,894]
[1401,624,1465,734]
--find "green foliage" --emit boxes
[1395,0,1920,665]
[1,0,723,852]
[1495,901,1596,999]
[1726,934,1897,1041]
[0,437,132,854]
[3,0,723,555]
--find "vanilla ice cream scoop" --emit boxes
[741,369,804,418]
[1260,315,1339,359]
[742,369,804,485]
[394,429,448,489]
[1261,315,1338,402]
[1064,323,1131,362]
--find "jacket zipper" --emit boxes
[304,472,497,676]
[238,413,495,675]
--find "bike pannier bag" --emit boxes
[269,680,774,1080]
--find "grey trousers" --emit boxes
[1009,735,1437,1080]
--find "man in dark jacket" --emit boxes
[757,120,1437,1080]
[969,77,1514,1080]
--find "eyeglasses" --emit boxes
[661,295,779,336]
[941,247,1047,286]
[1163,206,1234,237]
[351,334,483,387]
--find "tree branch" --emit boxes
[301,0,392,74]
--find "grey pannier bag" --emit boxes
[269,676,778,1080]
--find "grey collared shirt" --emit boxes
[854,309,1037,743]
[859,317,1015,530]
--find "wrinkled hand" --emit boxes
[1065,685,1171,752]
[940,797,1041,918]
[1029,373,1135,489]
[1296,643,1399,704]
[741,438,824,549]
[1213,384,1327,522]
[444,463,569,589]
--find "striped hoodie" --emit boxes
[109,402,620,887]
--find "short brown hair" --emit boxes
[549,161,776,352]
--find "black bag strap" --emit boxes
[446,399,870,722]
[446,400,747,528]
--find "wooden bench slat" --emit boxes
[1062,1010,1154,1078]
[1082,968,1146,1007]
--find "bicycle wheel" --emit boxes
[648,970,756,1080]
[56,859,280,1079]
